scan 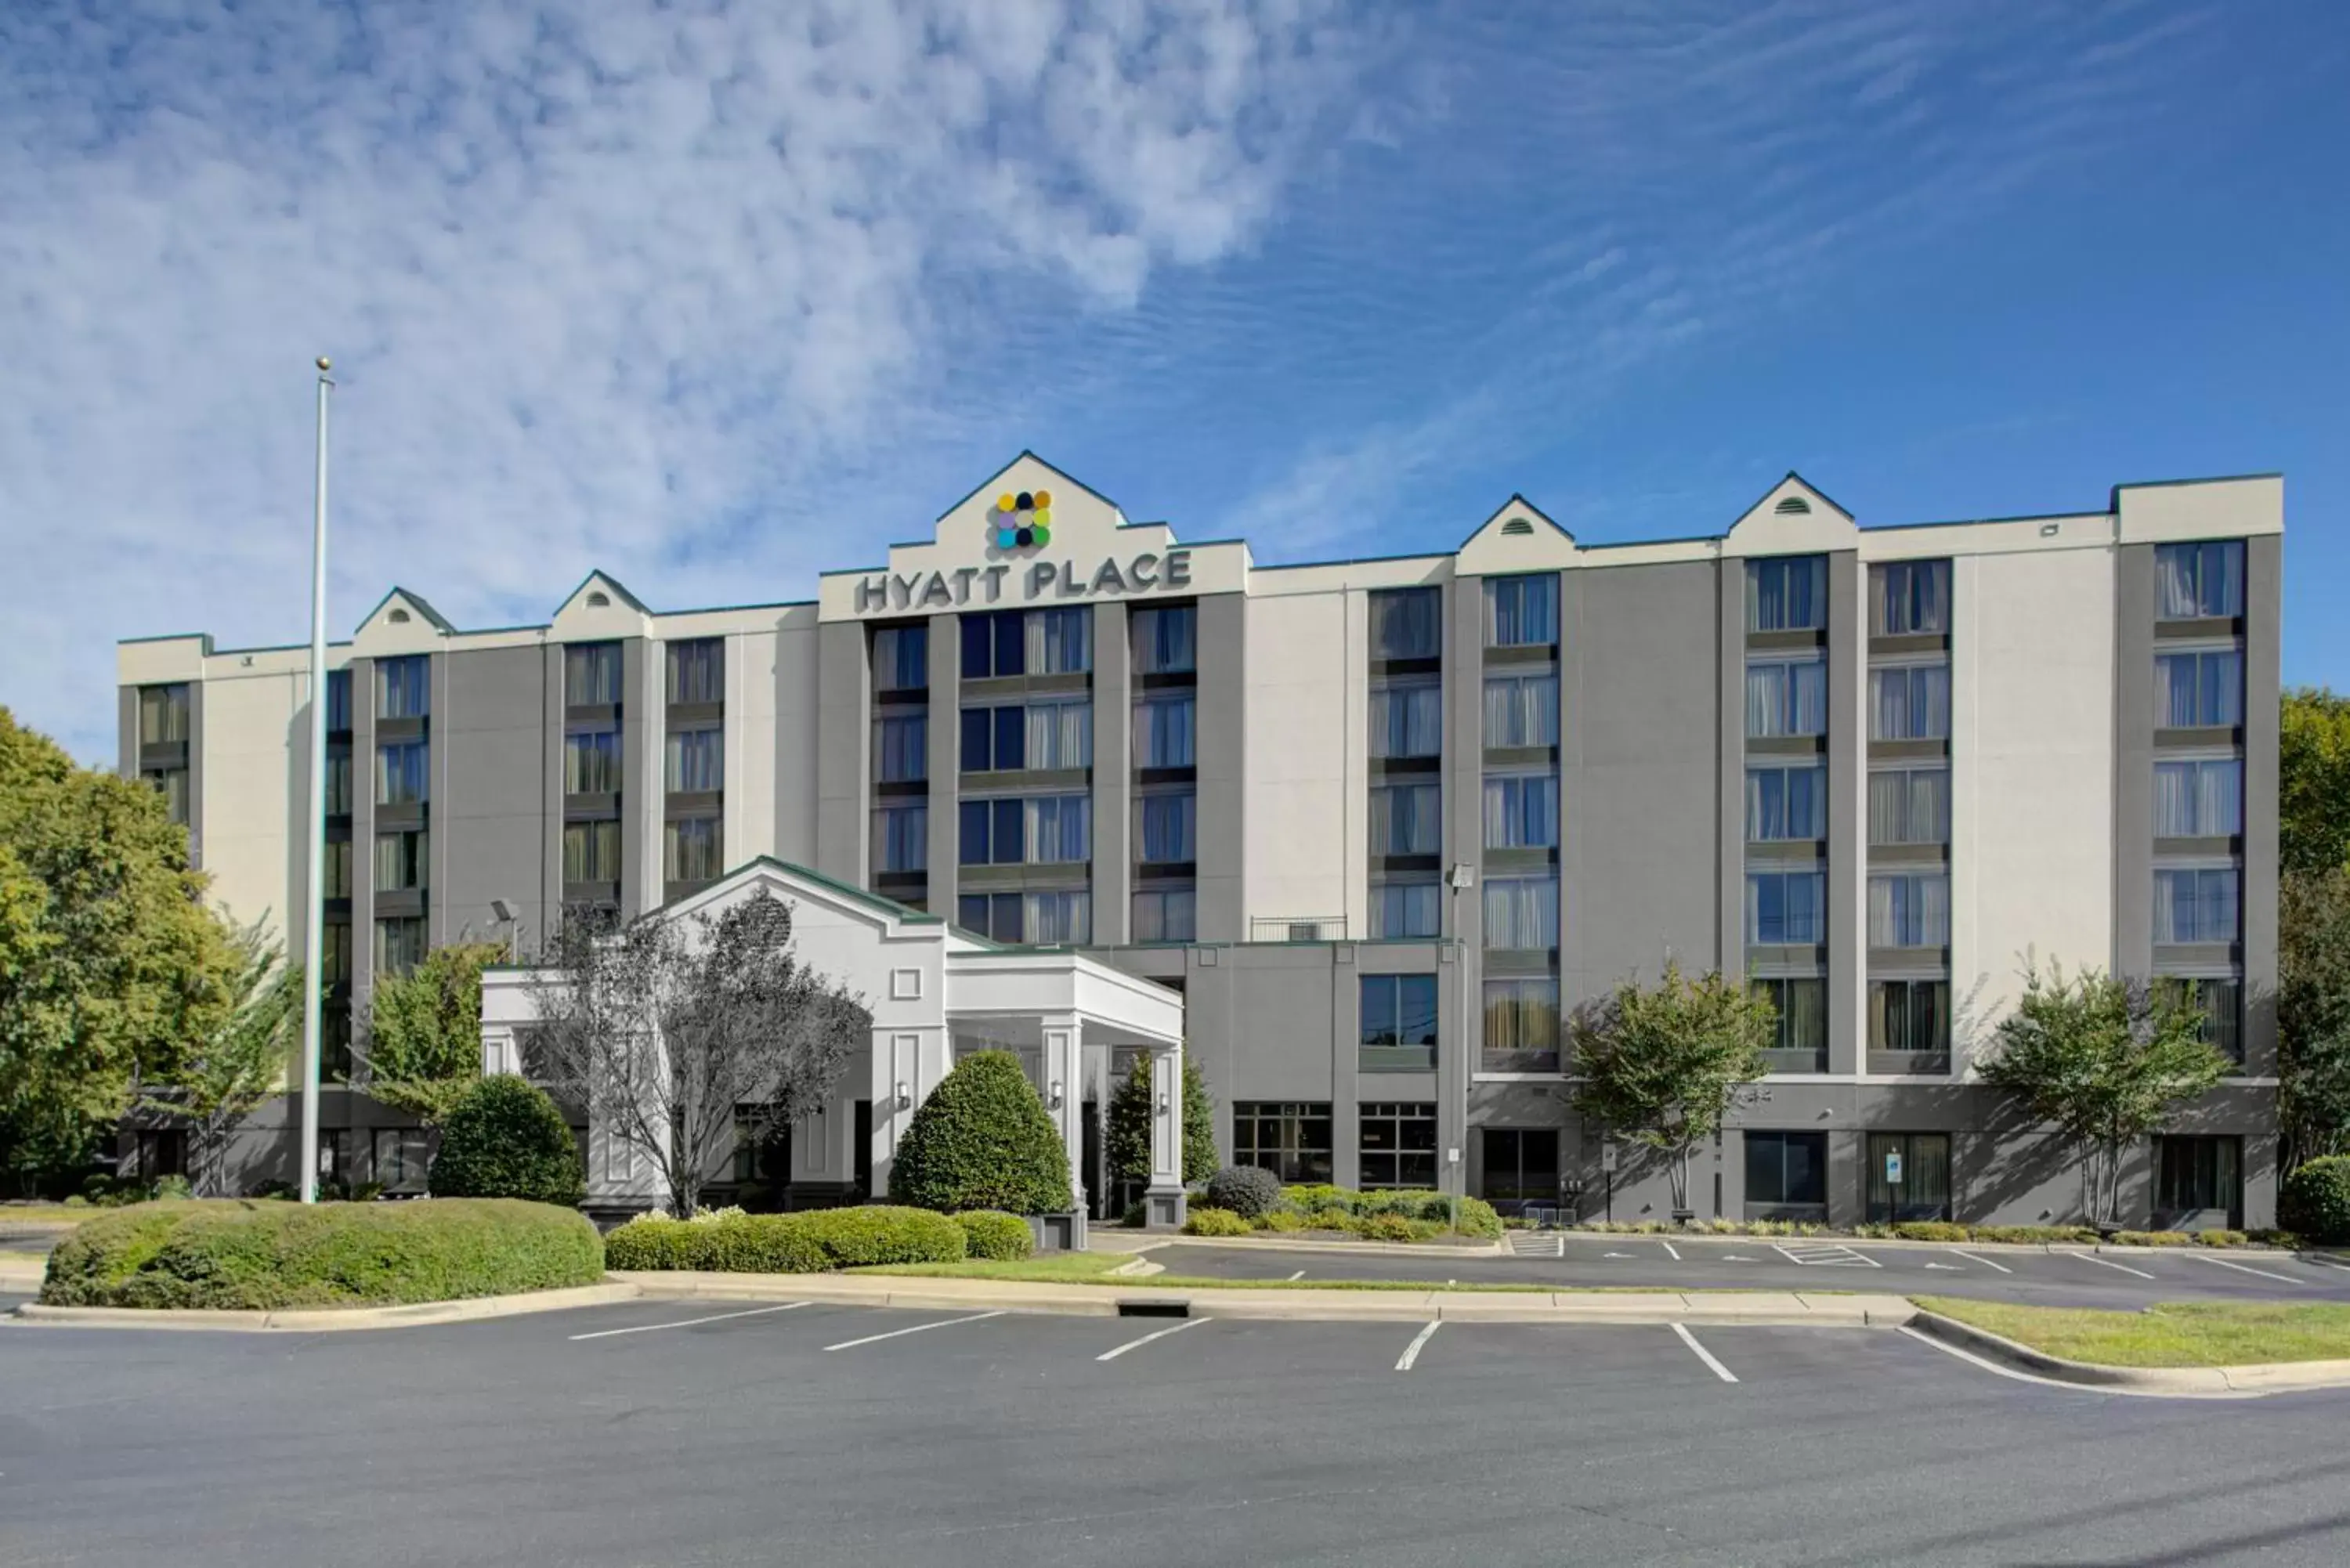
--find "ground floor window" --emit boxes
[371,1128,432,1194]
[128,1128,186,1180]
[2154,1135,2242,1224]
[1864,1132,1951,1223]
[1480,1127,1559,1205]
[1360,1102,1438,1189]
[1232,1102,1333,1184]
[1744,1130,1826,1213]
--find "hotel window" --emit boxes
[875,714,927,783]
[666,638,724,704]
[563,821,621,883]
[1744,1130,1828,1209]
[322,836,352,899]
[1134,695,1195,768]
[376,656,430,720]
[138,682,190,745]
[960,608,1091,677]
[1746,762,1827,842]
[143,766,190,826]
[1136,792,1195,863]
[2154,1135,2241,1219]
[1370,679,1443,758]
[873,623,928,693]
[1753,977,1828,1059]
[958,795,1088,866]
[1020,889,1090,944]
[1359,1102,1438,1189]
[2157,647,2243,728]
[873,804,927,874]
[1483,979,1560,1072]
[325,744,352,815]
[1481,1128,1561,1204]
[1484,574,1558,647]
[373,916,427,978]
[2154,757,2243,836]
[1372,782,1443,856]
[2160,976,2243,1062]
[665,728,724,793]
[1869,662,1950,741]
[1870,978,1950,1053]
[374,829,428,892]
[1746,557,1827,633]
[962,700,1090,771]
[1870,561,1950,637]
[1482,771,1557,850]
[664,818,722,884]
[1746,655,1828,739]
[1868,873,1950,948]
[2154,866,2240,945]
[1483,670,1559,747]
[1133,605,1196,674]
[1360,974,1439,1071]
[564,731,621,794]
[376,741,429,806]
[1233,1102,1334,1184]
[372,1128,433,1194]
[325,670,352,733]
[2156,541,2245,620]
[1369,587,1441,660]
[322,919,351,988]
[1369,877,1441,940]
[1747,870,1825,946]
[1132,887,1196,943]
[1482,874,1559,951]
[1867,766,1950,847]
[566,642,623,706]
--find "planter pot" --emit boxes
[1025,1209,1088,1252]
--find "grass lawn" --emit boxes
[1919,1296,2350,1367]
[853,1254,1841,1293]
[0,1205,89,1229]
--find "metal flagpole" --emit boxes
[299,356,334,1204]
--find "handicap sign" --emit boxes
[1885,1150,1904,1185]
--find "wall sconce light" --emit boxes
[895,1080,910,1111]
[1155,1092,1170,1115]
[1049,1078,1065,1109]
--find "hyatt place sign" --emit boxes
[851,551,1195,616]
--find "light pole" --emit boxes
[298,356,334,1204]
[1444,862,1475,1234]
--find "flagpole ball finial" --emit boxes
[316,356,331,372]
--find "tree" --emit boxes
[1182,1057,1217,1183]
[1976,958,2228,1227]
[133,916,305,1196]
[2282,687,2350,876]
[888,1049,1073,1214]
[1570,961,1773,1217]
[360,940,507,1125]
[2280,868,2350,1171]
[428,1075,584,1207]
[527,890,869,1218]
[1105,1050,1218,1197]
[0,708,240,1183]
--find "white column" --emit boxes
[1144,1036,1188,1226]
[870,1024,949,1198]
[1042,1013,1084,1211]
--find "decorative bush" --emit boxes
[1204,1165,1285,1219]
[1361,1212,1418,1242]
[428,1075,584,1207]
[602,1205,968,1273]
[2196,1229,2250,1248]
[1271,1184,1501,1238]
[953,1210,1035,1261]
[1891,1221,1971,1242]
[1305,1205,1358,1233]
[1255,1209,1307,1233]
[2113,1230,2195,1248]
[2282,1156,2350,1245]
[888,1050,1073,1215]
[1182,1206,1251,1237]
[40,1198,603,1310]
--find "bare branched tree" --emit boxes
[526,891,870,1218]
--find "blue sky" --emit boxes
[3,0,2345,761]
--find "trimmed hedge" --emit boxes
[1277,1185,1502,1238]
[428,1075,584,1208]
[40,1198,603,1310]
[1182,1206,1251,1237]
[953,1210,1034,1261]
[888,1050,1073,1215]
[2282,1156,2350,1246]
[1203,1165,1284,1219]
[604,1205,968,1273]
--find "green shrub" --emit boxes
[888,1050,1072,1215]
[1119,1200,1148,1228]
[1969,1224,2099,1245]
[1304,1206,1358,1234]
[1204,1165,1285,1219]
[953,1210,1034,1261]
[602,1205,966,1273]
[1361,1212,1417,1243]
[2195,1229,2249,1248]
[2281,1155,2350,1246]
[2113,1230,2194,1248]
[40,1198,602,1310]
[791,1206,967,1266]
[1892,1221,1971,1242]
[1254,1209,1307,1233]
[1183,1206,1251,1237]
[428,1075,584,1207]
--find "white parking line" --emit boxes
[2178,1252,2305,1286]
[2060,1250,2154,1280]
[1771,1242,1882,1268]
[2310,1258,2350,1274]
[569,1302,809,1341]
[1394,1320,1442,1371]
[1096,1317,1211,1361]
[1671,1322,1737,1383]
[1658,1240,1682,1261]
[1953,1249,2013,1274]
[1286,1270,1307,1282]
[823,1310,1006,1352]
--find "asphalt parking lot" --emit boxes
[8,1294,2350,1566]
[1163,1232,2350,1309]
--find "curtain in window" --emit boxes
[374,918,427,977]
[1484,576,1558,647]
[1745,658,1827,738]
[1138,793,1196,862]
[1870,664,1950,740]
[1482,774,1557,849]
[1482,673,1558,747]
[665,819,721,882]
[664,728,724,793]
[874,805,927,873]
[1022,795,1090,863]
[1024,891,1090,944]
[325,748,352,815]
[563,821,619,882]
[1026,608,1090,674]
[2157,649,2243,727]
[1746,872,1825,945]
[564,732,619,794]
[377,742,429,804]
[1871,562,1950,636]
[1370,588,1441,659]
[1133,696,1194,768]
[873,626,927,692]
[1746,764,1825,841]
[1372,783,1441,854]
[2155,759,2243,836]
[565,645,621,705]
[1025,699,1092,770]
[1133,607,1196,674]
[140,685,191,743]
[1481,980,1560,1054]
[1482,876,1559,949]
[2157,541,2244,620]
[2154,869,2239,944]
[1133,888,1195,942]
[1867,768,1949,845]
[374,831,426,891]
[1777,977,1828,1050]
[1371,682,1443,758]
[1867,873,1950,948]
[1370,880,1439,938]
[1747,558,1826,631]
[377,657,430,719]
[666,639,725,703]
[875,716,927,782]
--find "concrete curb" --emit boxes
[1548,1231,2298,1258]
[9,1282,641,1332]
[1906,1310,2350,1394]
[1150,1234,1509,1259]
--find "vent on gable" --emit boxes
[1773,497,1812,516]
[388,608,411,623]
[587,591,611,608]
[1501,518,1535,537]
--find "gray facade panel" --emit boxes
[2113,543,2156,975]
[619,638,648,917]
[2243,533,2282,1078]
[1443,573,1482,957]
[441,645,551,952]
[349,656,376,1021]
[185,679,206,869]
[1093,600,1132,945]
[1716,562,1744,977]
[815,620,870,885]
[117,685,138,779]
[1193,593,1246,942]
[924,616,959,916]
[1827,551,1860,1075]
[540,644,564,937]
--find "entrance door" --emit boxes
[1478,1128,1560,1214]
[1865,1133,1951,1223]
[1082,1100,1104,1220]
